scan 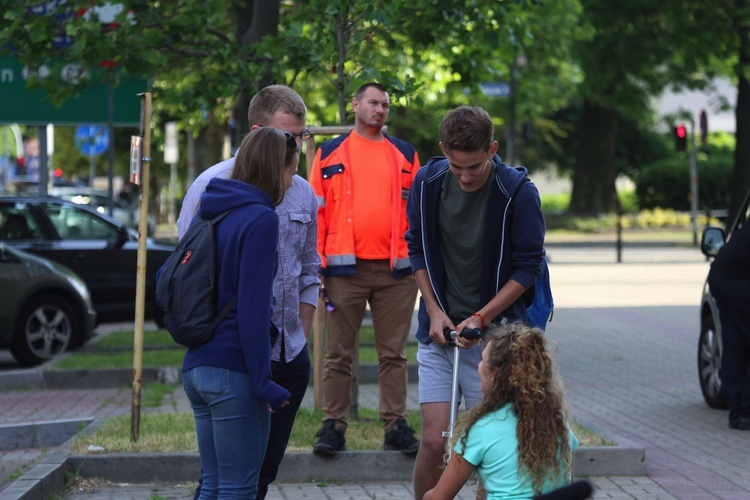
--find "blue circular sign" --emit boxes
[74,125,110,157]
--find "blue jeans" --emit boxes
[183,366,270,499]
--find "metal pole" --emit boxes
[107,83,115,217]
[187,133,196,186]
[507,57,518,167]
[689,118,699,247]
[89,155,95,187]
[131,92,152,443]
[169,161,176,225]
[37,126,48,195]
[616,210,623,263]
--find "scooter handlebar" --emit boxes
[442,327,483,343]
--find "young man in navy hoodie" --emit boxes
[405,106,546,499]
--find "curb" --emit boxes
[6,441,645,499]
[64,444,644,483]
[0,367,182,391]
[0,418,93,451]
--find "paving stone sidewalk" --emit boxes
[4,245,748,499]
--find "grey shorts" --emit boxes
[416,340,484,409]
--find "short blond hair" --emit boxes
[248,85,306,126]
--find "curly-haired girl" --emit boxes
[424,322,578,499]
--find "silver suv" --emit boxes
[0,243,96,366]
[699,189,750,408]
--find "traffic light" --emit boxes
[675,124,687,151]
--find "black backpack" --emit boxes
[155,211,237,348]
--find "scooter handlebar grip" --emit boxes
[442,327,483,342]
[460,328,483,340]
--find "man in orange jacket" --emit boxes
[309,82,421,456]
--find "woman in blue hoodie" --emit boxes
[182,127,297,499]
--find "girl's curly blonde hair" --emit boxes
[454,322,572,495]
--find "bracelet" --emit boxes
[471,312,486,330]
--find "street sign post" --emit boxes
[75,125,110,186]
[164,121,179,224]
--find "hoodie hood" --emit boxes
[421,153,528,197]
[198,178,275,220]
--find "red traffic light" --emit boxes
[674,124,687,151]
[54,168,63,178]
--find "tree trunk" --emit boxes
[730,1,750,224]
[233,0,280,140]
[569,100,619,215]
[335,9,349,125]
[193,112,227,176]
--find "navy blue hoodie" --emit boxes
[182,178,290,411]
[406,154,545,344]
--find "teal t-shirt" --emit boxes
[454,404,579,499]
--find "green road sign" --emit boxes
[0,56,147,126]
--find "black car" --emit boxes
[0,243,96,366]
[698,188,750,408]
[0,194,173,324]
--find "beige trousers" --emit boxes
[322,259,418,433]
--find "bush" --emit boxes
[544,209,721,232]
[636,156,732,211]
[540,189,639,213]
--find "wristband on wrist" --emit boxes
[471,312,486,330]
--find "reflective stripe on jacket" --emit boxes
[310,131,420,278]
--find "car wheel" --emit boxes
[698,314,728,409]
[10,295,77,367]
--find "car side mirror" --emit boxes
[701,226,725,257]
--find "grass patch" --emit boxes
[90,329,174,348]
[52,349,185,370]
[62,324,415,369]
[286,408,422,451]
[70,412,197,454]
[69,406,609,455]
[70,408,422,454]
[571,420,615,446]
[141,382,179,408]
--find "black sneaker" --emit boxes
[729,415,750,430]
[313,420,346,456]
[383,419,420,455]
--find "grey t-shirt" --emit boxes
[438,166,495,321]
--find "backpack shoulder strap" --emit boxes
[208,209,237,330]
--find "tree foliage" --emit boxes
[7,1,748,220]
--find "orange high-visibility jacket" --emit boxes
[309,131,420,278]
